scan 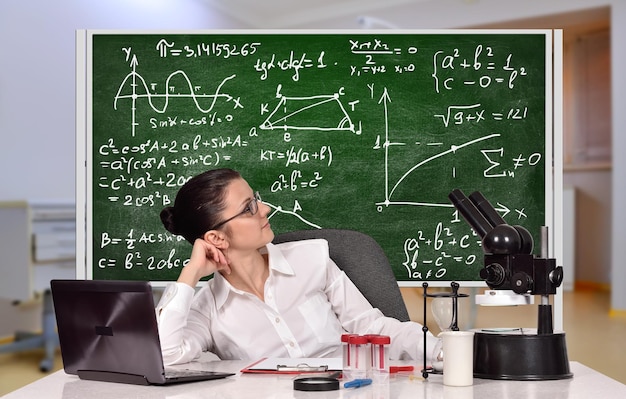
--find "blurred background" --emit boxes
[1,0,624,394]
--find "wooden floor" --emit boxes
[1,289,625,395]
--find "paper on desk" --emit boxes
[241,357,342,374]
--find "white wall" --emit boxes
[563,171,612,284]
[610,1,626,314]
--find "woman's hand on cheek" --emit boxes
[193,238,230,274]
[178,238,230,286]
[203,238,231,275]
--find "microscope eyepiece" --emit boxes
[468,191,507,227]
[448,189,493,239]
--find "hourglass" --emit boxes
[431,296,454,371]
[421,282,468,377]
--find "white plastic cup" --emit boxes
[347,335,369,379]
[369,335,390,384]
[441,331,475,386]
[341,334,357,381]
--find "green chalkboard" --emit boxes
[85,30,553,284]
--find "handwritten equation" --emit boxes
[432,45,528,92]
[89,32,551,282]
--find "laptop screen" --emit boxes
[51,280,167,384]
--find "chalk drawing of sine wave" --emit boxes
[113,70,236,114]
[260,92,355,133]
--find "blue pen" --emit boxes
[344,378,372,388]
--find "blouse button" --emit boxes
[275,317,280,323]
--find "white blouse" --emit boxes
[156,239,436,365]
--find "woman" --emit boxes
[157,168,435,365]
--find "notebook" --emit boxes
[50,279,235,385]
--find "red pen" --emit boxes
[390,366,415,373]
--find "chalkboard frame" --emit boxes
[76,29,563,293]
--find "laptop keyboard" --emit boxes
[165,368,217,378]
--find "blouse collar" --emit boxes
[212,242,295,309]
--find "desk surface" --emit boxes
[3,361,626,399]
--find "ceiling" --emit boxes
[201,0,432,29]
[200,0,609,39]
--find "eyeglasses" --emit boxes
[209,191,262,231]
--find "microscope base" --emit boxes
[473,329,572,380]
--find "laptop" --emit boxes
[50,279,235,385]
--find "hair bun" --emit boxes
[160,206,179,235]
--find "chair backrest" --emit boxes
[272,229,410,322]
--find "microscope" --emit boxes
[448,189,572,380]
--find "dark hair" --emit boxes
[160,168,241,243]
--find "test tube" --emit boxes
[369,335,391,384]
[347,335,369,380]
[363,334,380,378]
[341,334,356,381]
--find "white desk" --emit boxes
[3,361,626,399]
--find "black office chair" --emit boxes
[272,229,410,322]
